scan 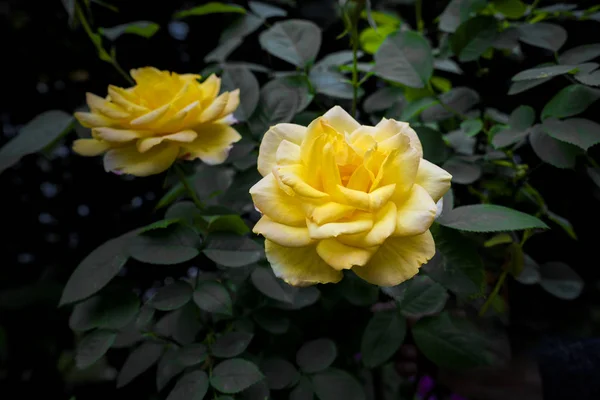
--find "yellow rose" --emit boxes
[72,67,241,176]
[249,106,452,287]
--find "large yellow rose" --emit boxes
[72,67,241,176]
[249,106,452,287]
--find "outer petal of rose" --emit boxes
[249,173,306,226]
[307,215,373,240]
[72,139,111,156]
[220,89,240,118]
[352,230,435,287]
[93,127,151,143]
[198,92,229,123]
[137,130,197,153]
[338,202,397,247]
[415,159,453,202]
[394,184,437,236]
[316,239,376,270]
[103,142,179,176]
[275,140,302,166]
[181,123,241,165]
[375,118,423,158]
[275,164,329,199]
[372,146,420,200]
[108,85,147,113]
[199,75,221,107]
[265,240,343,286]
[257,123,307,176]
[86,93,130,119]
[322,106,361,135]
[130,103,171,127]
[74,112,114,128]
[253,216,314,247]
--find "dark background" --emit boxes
[1,0,599,398]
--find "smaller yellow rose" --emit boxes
[249,106,452,287]
[73,67,241,176]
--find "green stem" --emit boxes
[111,59,134,85]
[415,0,424,33]
[350,24,360,119]
[174,163,204,211]
[479,270,508,316]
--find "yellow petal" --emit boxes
[103,142,179,176]
[137,130,197,153]
[200,74,221,106]
[253,216,314,247]
[130,103,171,126]
[337,183,396,211]
[316,239,376,270]
[338,201,397,247]
[130,67,165,85]
[348,126,378,157]
[307,214,373,240]
[258,123,307,176]
[93,127,150,143]
[321,143,343,195]
[86,93,130,119]
[74,111,114,128]
[249,173,306,226]
[199,92,229,123]
[308,202,355,225]
[181,123,241,165]
[415,159,453,202]
[275,140,301,166]
[265,240,343,286]
[375,118,423,158]
[72,139,111,156]
[346,165,372,191]
[107,85,147,113]
[352,230,435,286]
[395,184,437,236]
[371,145,420,200]
[275,165,329,199]
[322,106,360,135]
[221,89,240,117]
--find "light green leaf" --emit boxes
[374,31,433,88]
[296,338,337,374]
[529,126,582,168]
[484,233,513,247]
[222,66,260,121]
[100,21,159,41]
[76,329,116,369]
[166,371,209,400]
[249,1,287,18]
[492,0,527,18]
[539,262,583,300]
[361,310,406,368]
[437,204,548,232]
[0,110,73,174]
[251,267,297,303]
[175,2,246,19]
[202,233,263,267]
[149,281,193,311]
[541,117,600,151]
[518,22,567,51]
[117,342,164,387]
[512,64,578,81]
[261,358,299,390]
[399,275,449,318]
[359,25,397,55]
[193,281,233,315]
[129,224,201,265]
[312,368,365,400]
[210,359,264,394]
[451,17,498,62]
[558,44,600,64]
[258,19,321,66]
[212,332,254,358]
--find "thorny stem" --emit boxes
[174,163,205,211]
[479,270,508,316]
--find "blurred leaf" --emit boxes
[439,0,486,33]
[412,312,494,369]
[296,338,337,373]
[205,37,243,63]
[541,117,600,151]
[529,126,582,168]
[515,254,541,285]
[542,85,600,119]
[539,262,583,300]
[129,224,201,265]
[359,25,397,55]
[492,0,527,18]
[338,272,378,306]
[450,17,498,62]
[290,377,314,400]
[414,127,449,163]
[240,380,270,400]
[512,64,578,81]
[259,19,322,66]
[70,290,140,331]
[374,31,433,88]
[442,158,482,184]
[99,21,159,40]
[206,215,250,235]
[446,130,476,155]
[253,309,290,334]
[249,1,287,18]
[220,14,264,43]
[401,97,438,120]
[437,204,549,232]
[222,67,260,122]
[313,51,359,71]
[509,105,535,130]
[460,119,483,137]
[361,310,406,368]
[157,349,186,391]
[251,267,296,303]
[508,76,553,95]
[261,358,300,390]
[587,167,600,188]
[309,70,358,99]
[434,59,464,75]
[399,275,448,318]
[117,342,164,387]
[166,371,209,400]
[431,76,452,92]
[559,44,600,64]
[212,332,254,358]
[363,87,404,113]
[178,343,209,367]
[517,23,567,51]
[274,286,321,310]
[576,70,600,87]
[202,233,263,267]
[484,233,513,247]
[312,368,365,400]
[175,3,246,18]
[0,110,73,174]
[421,87,479,122]
[210,359,264,394]
[194,281,232,315]
[148,281,193,311]
[546,210,577,239]
[61,0,76,25]
[76,329,116,369]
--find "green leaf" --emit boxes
[193,281,233,315]
[129,224,201,265]
[450,17,498,62]
[157,349,187,391]
[399,275,449,318]
[210,359,264,394]
[529,126,582,168]
[61,0,76,26]
[205,37,243,63]
[542,85,600,119]
[117,342,164,387]
[484,233,513,247]
[148,281,193,311]
[587,167,600,188]
[249,1,287,18]
[251,267,297,303]
[359,25,397,55]
[211,332,254,358]
[438,0,486,33]
[420,87,479,122]
[512,64,578,81]
[559,44,600,64]
[167,371,210,400]
[509,105,535,130]
[76,329,116,369]
[99,21,159,41]
[139,218,182,234]
[413,312,494,369]
[492,0,527,18]
[175,2,246,18]
[414,127,449,163]
[222,67,260,122]
[261,358,300,390]
[423,225,484,297]
[541,118,600,151]
[539,262,583,300]
[576,70,600,87]
[518,23,567,51]
[313,50,361,72]
[460,119,483,137]
[253,309,290,334]
[546,210,577,239]
[363,87,404,113]
[515,254,541,285]
[178,343,209,367]
[60,231,136,305]
[0,110,73,174]
[220,14,264,43]
[437,204,549,232]
[259,19,321,67]
[290,377,314,400]
[156,184,186,210]
[401,97,438,121]
[312,368,365,400]
[296,338,337,373]
[69,289,140,331]
[240,380,270,400]
[202,233,263,267]
[309,70,358,99]
[508,76,553,95]
[206,215,250,236]
[373,31,433,88]
[361,310,406,368]
[338,271,378,306]
[442,158,482,184]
